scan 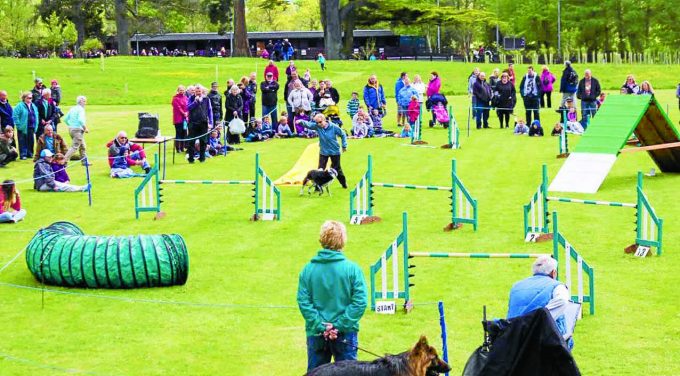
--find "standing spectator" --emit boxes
[519,66,543,124]
[30,78,45,103]
[426,71,441,98]
[397,78,419,126]
[489,68,501,92]
[297,220,367,372]
[264,60,279,81]
[172,85,189,153]
[638,81,654,95]
[0,180,26,223]
[507,63,516,85]
[0,127,18,167]
[621,75,640,94]
[473,72,493,129]
[495,73,516,129]
[34,124,67,161]
[676,83,680,110]
[224,85,244,145]
[50,80,62,106]
[261,72,280,125]
[576,69,601,129]
[265,40,274,58]
[559,61,579,107]
[308,79,319,98]
[363,75,386,115]
[12,92,39,160]
[248,72,258,120]
[207,82,223,128]
[285,71,306,125]
[187,86,213,163]
[34,150,88,192]
[285,61,297,80]
[287,79,314,114]
[317,53,326,71]
[412,75,426,103]
[346,92,360,118]
[468,67,480,118]
[395,72,408,126]
[63,95,90,165]
[34,88,60,137]
[296,113,348,188]
[540,66,556,108]
[0,91,14,130]
[238,80,253,125]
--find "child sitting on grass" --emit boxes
[207,130,224,156]
[566,107,584,135]
[551,122,564,136]
[529,120,544,137]
[346,92,360,118]
[51,153,70,183]
[293,109,316,138]
[514,119,529,135]
[260,117,275,139]
[276,117,293,138]
[394,123,412,138]
[369,108,393,136]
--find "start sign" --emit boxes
[375,301,396,315]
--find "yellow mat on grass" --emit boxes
[274,143,332,186]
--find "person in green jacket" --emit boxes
[297,220,367,372]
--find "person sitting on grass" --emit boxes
[260,117,275,139]
[34,149,89,191]
[514,119,529,135]
[207,130,224,156]
[245,119,272,142]
[34,124,67,161]
[0,180,26,223]
[369,108,392,137]
[107,131,151,178]
[596,92,606,109]
[529,120,544,137]
[565,107,584,135]
[0,126,18,167]
[50,153,71,183]
[351,108,373,138]
[276,117,294,138]
[551,122,564,136]
[346,92,360,119]
[394,123,412,138]
[293,109,315,138]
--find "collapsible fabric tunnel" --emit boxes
[25,222,189,288]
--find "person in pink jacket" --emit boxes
[540,66,556,108]
[264,60,279,82]
[172,85,188,152]
[426,71,441,98]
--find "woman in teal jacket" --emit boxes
[297,220,367,372]
[12,92,39,159]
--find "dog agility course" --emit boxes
[349,155,477,230]
[524,164,663,255]
[134,153,281,220]
[370,212,595,315]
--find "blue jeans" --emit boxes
[306,332,358,371]
[475,103,490,128]
[581,101,597,130]
[262,105,277,125]
[18,128,35,159]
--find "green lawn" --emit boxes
[1,57,679,375]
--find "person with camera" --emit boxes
[187,85,213,163]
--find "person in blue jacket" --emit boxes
[297,113,348,188]
[507,255,573,350]
[363,75,386,115]
[397,78,419,124]
[394,72,407,126]
[12,92,39,160]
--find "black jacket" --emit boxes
[495,81,516,109]
[260,80,279,107]
[207,90,222,122]
[576,77,601,103]
[473,79,493,105]
[519,74,543,98]
[34,99,60,134]
[225,94,243,118]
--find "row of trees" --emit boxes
[0,0,678,59]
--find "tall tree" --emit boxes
[115,0,130,54]
[233,0,250,56]
[38,0,105,52]
[319,0,342,59]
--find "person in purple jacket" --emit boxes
[50,153,70,183]
[540,66,556,108]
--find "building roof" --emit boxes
[130,30,396,42]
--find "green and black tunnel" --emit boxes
[25,222,189,288]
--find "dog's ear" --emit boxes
[413,335,429,354]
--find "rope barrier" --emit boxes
[0,247,25,274]
[0,351,110,375]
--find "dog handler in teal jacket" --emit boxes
[297,220,367,371]
[297,113,348,188]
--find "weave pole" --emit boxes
[84,157,92,207]
[438,301,450,376]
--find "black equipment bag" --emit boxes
[136,113,159,138]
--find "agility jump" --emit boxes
[523,164,663,256]
[370,211,595,315]
[406,105,460,150]
[349,155,477,231]
[134,153,281,221]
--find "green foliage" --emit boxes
[202,0,233,34]
[81,37,103,52]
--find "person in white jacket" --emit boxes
[287,79,314,113]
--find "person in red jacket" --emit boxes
[0,180,26,223]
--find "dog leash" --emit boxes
[340,339,382,358]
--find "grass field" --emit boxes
[1,57,679,375]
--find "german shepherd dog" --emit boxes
[305,336,451,376]
[300,168,338,196]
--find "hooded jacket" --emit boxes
[297,249,367,336]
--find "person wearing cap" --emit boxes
[34,124,67,162]
[207,82,223,127]
[63,95,91,166]
[31,78,45,104]
[507,255,573,349]
[261,71,279,125]
[35,88,60,137]
[12,92,39,160]
[107,130,151,177]
[33,149,89,192]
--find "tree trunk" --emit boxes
[115,0,130,55]
[73,0,85,54]
[342,10,356,57]
[322,0,342,59]
[233,0,250,57]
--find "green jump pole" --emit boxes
[402,211,410,303]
